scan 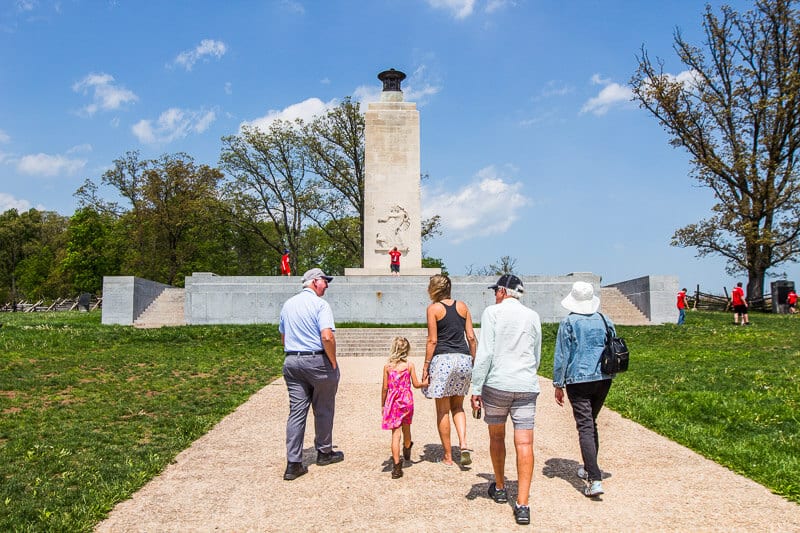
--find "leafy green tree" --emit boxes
[631,0,800,299]
[304,97,365,262]
[62,208,122,294]
[466,255,518,276]
[220,122,313,275]
[76,151,227,286]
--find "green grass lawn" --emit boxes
[1,310,797,531]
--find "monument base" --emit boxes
[344,267,441,276]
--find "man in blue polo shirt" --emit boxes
[279,267,343,480]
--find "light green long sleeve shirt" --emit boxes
[471,297,541,395]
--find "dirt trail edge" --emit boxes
[96,357,799,532]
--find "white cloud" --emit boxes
[17,153,86,176]
[132,108,217,144]
[485,0,513,13]
[423,166,530,243]
[73,72,138,116]
[280,0,305,14]
[242,97,337,132]
[16,0,36,12]
[580,74,633,116]
[0,192,32,212]
[224,82,233,95]
[173,39,227,71]
[426,0,475,19]
[67,143,92,154]
[0,129,9,143]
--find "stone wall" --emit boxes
[184,272,602,325]
[101,276,173,325]
[605,275,678,325]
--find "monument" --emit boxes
[345,68,440,276]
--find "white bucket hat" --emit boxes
[561,281,600,314]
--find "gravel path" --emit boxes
[96,356,799,532]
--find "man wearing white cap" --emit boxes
[470,274,541,526]
[279,267,343,480]
[553,281,616,498]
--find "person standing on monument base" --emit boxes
[389,246,401,276]
[279,268,343,480]
[470,274,541,526]
[280,249,291,276]
[422,274,477,467]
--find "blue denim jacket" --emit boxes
[553,312,615,388]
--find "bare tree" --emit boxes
[631,0,800,299]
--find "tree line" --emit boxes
[0,98,443,304]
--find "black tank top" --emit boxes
[433,301,469,355]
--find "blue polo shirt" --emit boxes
[279,288,336,351]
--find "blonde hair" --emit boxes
[428,274,452,302]
[388,336,411,364]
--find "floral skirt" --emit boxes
[422,353,472,399]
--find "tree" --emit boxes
[466,255,518,276]
[220,122,313,274]
[631,0,800,300]
[77,151,227,286]
[62,208,123,294]
[303,97,365,262]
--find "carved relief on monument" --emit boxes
[375,204,410,251]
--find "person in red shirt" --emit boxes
[280,250,291,276]
[676,288,688,325]
[787,289,797,314]
[731,282,749,325]
[389,247,401,276]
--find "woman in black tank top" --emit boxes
[421,274,478,466]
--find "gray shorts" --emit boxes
[481,385,539,430]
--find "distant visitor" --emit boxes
[389,246,401,276]
[280,249,291,276]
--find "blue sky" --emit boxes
[2,0,795,294]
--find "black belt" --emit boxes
[285,350,326,356]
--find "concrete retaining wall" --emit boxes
[101,276,173,325]
[184,272,602,325]
[605,275,678,325]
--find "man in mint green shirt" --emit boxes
[470,274,541,526]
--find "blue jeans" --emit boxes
[677,308,685,325]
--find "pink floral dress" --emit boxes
[382,368,414,430]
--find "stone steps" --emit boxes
[335,328,429,357]
[600,287,650,325]
[134,288,186,328]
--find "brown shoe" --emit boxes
[402,441,413,461]
[391,461,403,479]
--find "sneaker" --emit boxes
[577,466,588,480]
[584,480,604,497]
[488,482,508,503]
[460,448,473,466]
[391,461,403,479]
[316,450,344,466]
[283,462,308,481]
[402,441,413,461]
[514,503,531,525]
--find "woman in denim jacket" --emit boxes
[553,281,616,498]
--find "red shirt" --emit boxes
[280,253,291,275]
[676,291,687,309]
[732,286,745,306]
[788,291,797,305]
[389,250,401,265]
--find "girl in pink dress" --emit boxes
[382,336,427,478]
